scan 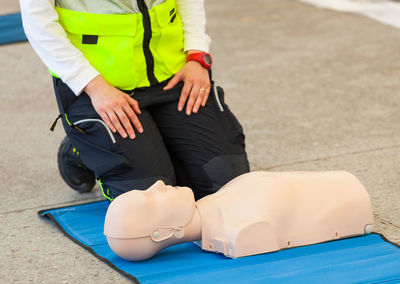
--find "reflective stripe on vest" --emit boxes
[55,0,138,14]
[55,0,167,14]
[52,0,186,90]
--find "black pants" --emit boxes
[53,76,250,200]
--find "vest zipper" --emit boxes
[137,0,159,85]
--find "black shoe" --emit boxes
[57,136,96,193]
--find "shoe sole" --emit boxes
[57,137,95,193]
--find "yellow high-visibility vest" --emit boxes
[52,0,186,90]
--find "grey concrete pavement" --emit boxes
[0,0,20,14]
[1,0,399,283]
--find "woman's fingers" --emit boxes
[178,82,192,112]
[123,104,143,135]
[125,94,142,115]
[163,72,183,90]
[193,86,210,113]
[186,84,201,115]
[201,87,210,107]
[99,111,116,133]
[85,76,144,139]
[107,110,128,139]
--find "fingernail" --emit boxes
[123,134,127,138]
[139,128,144,133]
[178,106,182,111]
[130,134,135,139]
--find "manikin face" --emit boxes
[104,180,196,240]
[146,181,193,207]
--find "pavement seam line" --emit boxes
[263,144,400,170]
[374,215,400,229]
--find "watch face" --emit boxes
[203,54,212,65]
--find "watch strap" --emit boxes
[186,52,213,69]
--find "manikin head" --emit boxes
[104,180,196,261]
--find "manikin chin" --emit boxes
[104,171,374,261]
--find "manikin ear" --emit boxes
[150,227,185,242]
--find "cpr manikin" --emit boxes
[104,171,374,261]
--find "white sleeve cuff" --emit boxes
[184,34,212,53]
[64,67,100,96]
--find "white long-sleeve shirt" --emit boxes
[20,0,211,95]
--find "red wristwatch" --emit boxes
[186,52,213,70]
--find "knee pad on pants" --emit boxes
[200,153,250,196]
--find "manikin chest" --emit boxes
[196,171,374,258]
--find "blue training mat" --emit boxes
[0,13,27,45]
[39,200,400,284]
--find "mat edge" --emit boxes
[38,203,140,284]
[37,199,107,217]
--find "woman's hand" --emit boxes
[84,75,143,139]
[163,53,211,115]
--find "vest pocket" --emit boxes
[56,7,144,90]
[152,0,186,76]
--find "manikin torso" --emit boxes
[104,171,374,261]
[196,171,374,258]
